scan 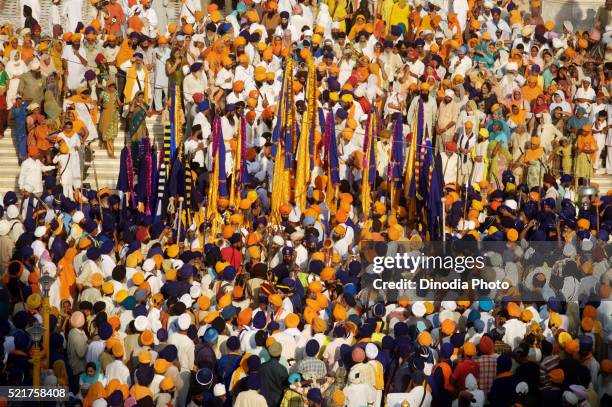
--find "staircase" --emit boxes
[0,0,182,194]
[0,0,182,33]
[592,174,612,196]
[0,116,165,193]
[0,0,20,27]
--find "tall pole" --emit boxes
[43,294,50,369]
[27,324,45,387]
[32,343,41,387]
[441,197,446,242]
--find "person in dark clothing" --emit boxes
[541,368,564,405]
[511,382,538,407]
[429,343,455,407]
[514,343,541,399]
[260,341,289,407]
[195,327,218,370]
[488,354,520,407]
[23,6,38,31]
[558,355,583,389]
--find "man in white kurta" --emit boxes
[18,154,55,195]
[168,315,194,406]
[406,86,438,142]
[62,38,88,92]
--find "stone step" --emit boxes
[0,0,180,193]
[1,0,182,34]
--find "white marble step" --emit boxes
[0,115,166,193]
[0,0,182,34]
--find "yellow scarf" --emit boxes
[123,65,149,103]
[68,94,98,123]
[523,146,544,163]
[369,359,385,390]
[115,40,134,67]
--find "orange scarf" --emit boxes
[130,384,153,401]
[70,95,99,123]
[115,40,134,67]
[509,109,526,125]
[20,46,35,64]
[84,382,106,407]
[523,146,544,163]
[58,247,77,301]
[578,134,597,161]
[522,84,542,103]
[433,362,455,392]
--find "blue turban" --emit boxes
[440,343,454,359]
[203,328,219,344]
[197,101,210,112]
[305,339,320,357]
[253,311,266,329]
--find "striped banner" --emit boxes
[163,121,171,169]
[361,110,378,219]
[184,155,192,225]
[169,82,184,162]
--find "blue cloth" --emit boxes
[216,353,242,389]
[487,119,511,148]
[11,105,27,161]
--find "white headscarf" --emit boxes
[365,74,382,102]
[549,90,572,113]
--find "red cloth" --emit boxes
[221,247,243,270]
[452,359,480,389]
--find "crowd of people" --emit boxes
[0,0,611,406]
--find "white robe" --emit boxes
[61,0,83,32]
[53,153,79,197]
[57,133,83,190]
[151,0,168,32]
[441,152,460,185]
[471,141,488,183]
[6,57,27,108]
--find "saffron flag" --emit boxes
[295,57,317,211]
[271,59,295,223]
[361,110,378,219]
[405,99,425,199]
[207,116,228,224]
